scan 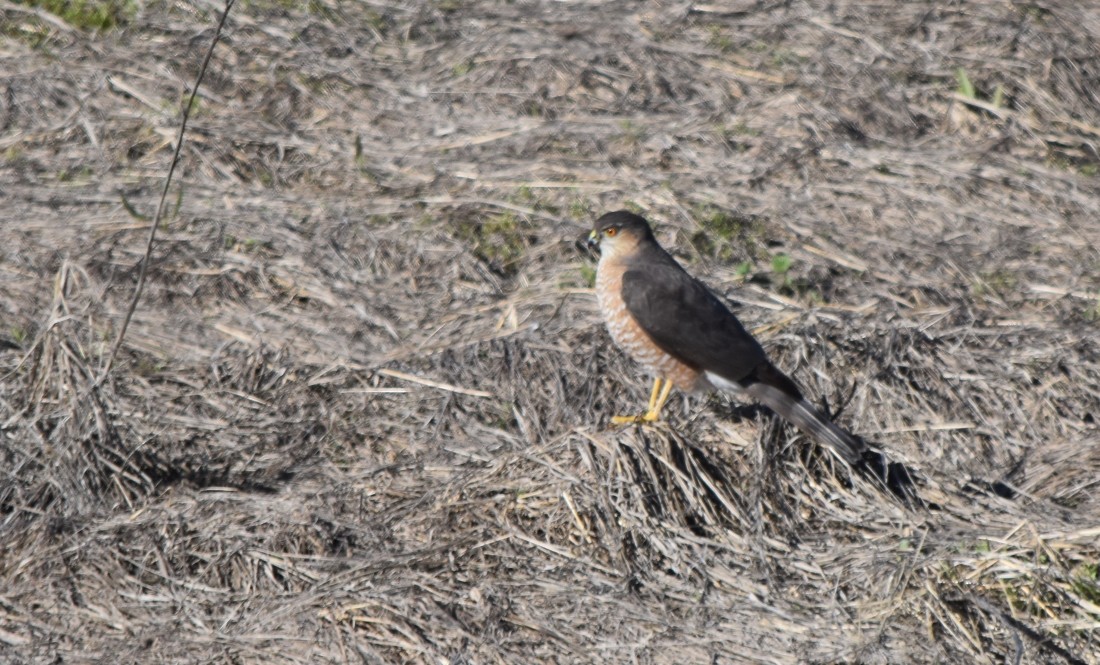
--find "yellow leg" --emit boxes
[644,379,674,421]
[646,377,664,412]
[611,378,673,425]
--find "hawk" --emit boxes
[587,210,864,464]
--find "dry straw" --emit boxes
[1,1,1098,663]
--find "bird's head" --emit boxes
[587,210,655,259]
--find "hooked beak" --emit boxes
[586,229,599,250]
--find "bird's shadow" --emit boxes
[854,443,934,510]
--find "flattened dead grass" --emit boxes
[1,1,1099,663]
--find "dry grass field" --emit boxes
[2,1,1099,663]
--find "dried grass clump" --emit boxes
[2,1,1099,663]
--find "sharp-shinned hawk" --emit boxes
[587,210,864,465]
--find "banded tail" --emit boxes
[707,364,865,465]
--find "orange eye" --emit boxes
[605,228,617,237]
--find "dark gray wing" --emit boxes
[620,261,768,383]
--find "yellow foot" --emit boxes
[610,412,661,425]
[610,378,675,425]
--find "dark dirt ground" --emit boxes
[2,1,1099,663]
